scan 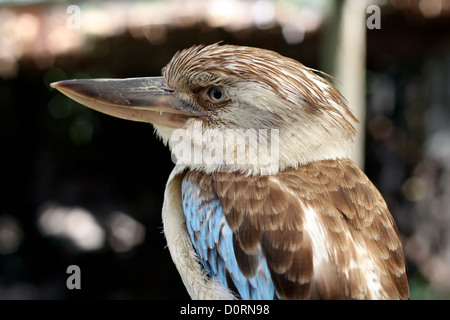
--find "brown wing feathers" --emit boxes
[188,158,409,299]
[280,159,409,299]
[213,171,314,299]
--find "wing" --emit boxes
[182,172,276,299]
[182,159,409,300]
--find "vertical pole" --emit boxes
[321,0,367,168]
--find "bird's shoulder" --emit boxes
[182,158,409,299]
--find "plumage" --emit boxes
[182,175,275,300]
[178,158,408,299]
[51,43,410,300]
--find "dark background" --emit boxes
[1,0,450,299]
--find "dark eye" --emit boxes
[208,87,224,102]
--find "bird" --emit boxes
[51,43,409,300]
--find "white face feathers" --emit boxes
[156,44,359,175]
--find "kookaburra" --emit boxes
[51,44,409,300]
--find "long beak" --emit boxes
[50,77,205,128]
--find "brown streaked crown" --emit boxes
[162,43,357,136]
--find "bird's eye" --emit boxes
[208,87,224,102]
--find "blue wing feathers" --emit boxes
[182,176,275,300]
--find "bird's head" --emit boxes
[52,44,358,175]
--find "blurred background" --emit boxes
[1,0,450,299]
